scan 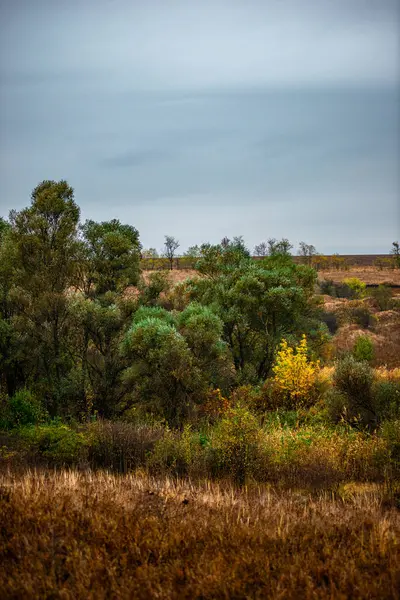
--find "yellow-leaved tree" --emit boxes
[272,335,320,408]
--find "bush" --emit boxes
[328,356,376,428]
[0,389,47,430]
[353,335,374,363]
[373,381,400,421]
[271,335,320,409]
[380,419,400,465]
[371,284,393,311]
[337,304,375,329]
[319,311,339,335]
[351,306,375,329]
[319,279,336,296]
[208,406,265,485]
[20,423,88,466]
[334,282,355,299]
[87,420,164,473]
[147,424,205,476]
[343,278,366,299]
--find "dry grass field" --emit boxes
[319,267,400,287]
[140,266,400,287]
[1,469,399,600]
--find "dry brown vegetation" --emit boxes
[322,293,400,368]
[1,469,399,600]
[319,267,400,286]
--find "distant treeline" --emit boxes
[141,254,395,271]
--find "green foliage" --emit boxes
[328,356,376,428]
[208,405,263,484]
[20,423,88,465]
[371,284,393,311]
[81,219,141,294]
[0,217,10,243]
[0,389,47,429]
[122,317,204,425]
[343,278,367,299]
[373,381,400,421]
[380,419,400,464]
[353,335,374,363]
[177,303,233,391]
[69,293,129,418]
[138,271,170,306]
[188,258,317,382]
[148,424,204,475]
[2,181,81,411]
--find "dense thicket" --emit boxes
[0,180,328,424]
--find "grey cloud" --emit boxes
[0,1,399,253]
[99,149,170,169]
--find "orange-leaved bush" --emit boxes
[272,335,320,408]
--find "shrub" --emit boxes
[272,335,320,408]
[373,381,400,421]
[208,406,265,485]
[319,279,336,296]
[20,423,88,466]
[147,424,205,476]
[371,284,393,311]
[320,311,338,334]
[337,304,375,329]
[200,388,231,421]
[328,357,376,428]
[343,278,367,299]
[334,282,355,299]
[87,420,164,473]
[353,335,374,363]
[351,306,375,329]
[139,271,170,305]
[0,389,47,430]
[380,419,400,465]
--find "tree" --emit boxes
[0,217,10,243]
[184,245,201,258]
[195,239,250,279]
[121,304,233,424]
[81,219,141,295]
[163,235,180,270]
[188,258,317,382]
[142,248,159,259]
[254,241,268,257]
[267,238,293,256]
[391,241,400,268]
[298,242,317,265]
[122,315,202,425]
[5,180,81,411]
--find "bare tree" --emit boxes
[164,235,180,270]
[254,241,268,257]
[298,242,317,265]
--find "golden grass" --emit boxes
[1,469,399,599]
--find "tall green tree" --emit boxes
[4,181,81,411]
[189,256,317,382]
[80,219,141,295]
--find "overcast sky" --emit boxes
[1,0,399,253]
